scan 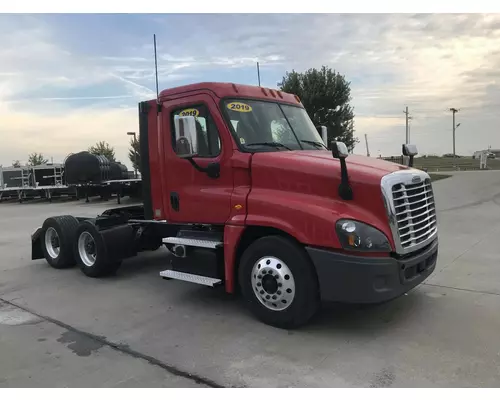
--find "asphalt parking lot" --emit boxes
[1,170,500,387]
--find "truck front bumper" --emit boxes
[305,239,438,304]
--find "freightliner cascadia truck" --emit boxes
[31,82,438,328]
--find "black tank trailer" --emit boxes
[64,151,141,203]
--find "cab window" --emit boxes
[171,104,221,158]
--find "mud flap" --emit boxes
[31,227,44,260]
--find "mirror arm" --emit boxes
[408,155,415,168]
[338,158,353,200]
[187,157,206,173]
[186,157,220,179]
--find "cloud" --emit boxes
[1,13,500,169]
[1,105,138,166]
[0,16,151,166]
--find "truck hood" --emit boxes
[249,150,408,238]
[250,150,408,186]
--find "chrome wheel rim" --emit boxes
[251,256,295,311]
[45,227,60,259]
[78,231,96,267]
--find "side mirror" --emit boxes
[174,115,220,179]
[331,141,352,201]
[402,144,418,156]
[331,141,349,159]
[402,144,418,168]
[174,116,198,158]
[316,125,328,147]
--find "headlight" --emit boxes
[335,219,392,252]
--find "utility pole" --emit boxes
[364,134,370,157]
[450,108,459,157]
[257,62,261,86]
[403,107,412,144]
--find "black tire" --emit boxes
[41,216,79,269]
[73,220,122,278]
[238,235,320,329]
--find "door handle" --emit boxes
[170,192,180,212]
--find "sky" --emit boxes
[1,13,500,169]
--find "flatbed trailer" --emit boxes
[71,178,142,204]
[30,82,439,328]
[1,164,141,204]
[0,164,77,203]
[0,184,78,203]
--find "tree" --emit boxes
[88,141,116,162]
[28,152,48,166]
[128,136,141,174]
[12,160,21,168]
[278,66,359,152]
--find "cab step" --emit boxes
[162,237,222,249]
[159,269,222,287]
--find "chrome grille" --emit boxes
[391,178,437,250]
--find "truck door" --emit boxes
[162,94,234,224]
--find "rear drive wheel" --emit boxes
[238,236,320,329]
[41,216,79,269]
[74,220,121,278]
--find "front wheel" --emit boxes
[238,236,320,329]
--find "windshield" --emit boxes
[222,99,325,152]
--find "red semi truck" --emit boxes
[31,82,438,328]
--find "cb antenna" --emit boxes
[153,34,160,104]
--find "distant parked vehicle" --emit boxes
[473,152,496,159]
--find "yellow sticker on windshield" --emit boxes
[227,102,252,112]
[179,108,199,117]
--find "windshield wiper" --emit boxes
[300,140,328,149]
[245,142,292,151]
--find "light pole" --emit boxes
[127,131,137,178]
